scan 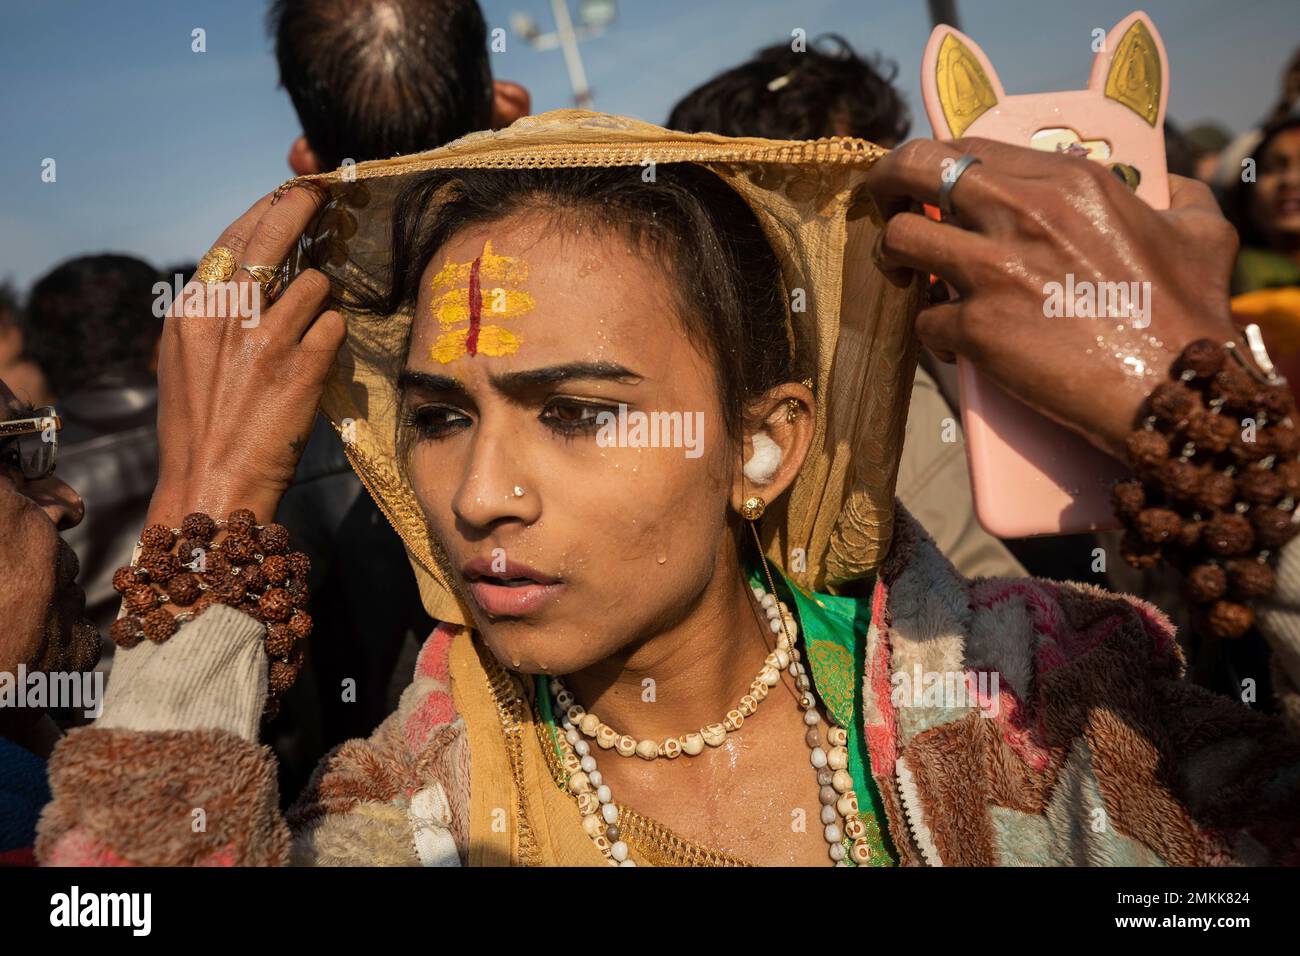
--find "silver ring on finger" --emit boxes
[938,154,982,221]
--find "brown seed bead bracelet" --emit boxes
[1115,326,1300,640]
[110,509,313,717]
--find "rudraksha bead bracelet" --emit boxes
[110,509,312,720]
[1115,329,1300,640]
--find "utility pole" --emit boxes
[511,0,617,110]
[927,0,961,29]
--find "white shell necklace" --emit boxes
[548,581,870,866]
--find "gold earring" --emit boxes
[741,495,766,522]
[785,398,799,423]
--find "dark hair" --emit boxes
[1163,120,1195,179]
[317,165,798,440]
[25,254,161,396]
[268,0,494,169]
[0,279,22,329]
[1225,114,1300,249]
[667,34,910,146]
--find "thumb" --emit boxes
[914,302,963,360]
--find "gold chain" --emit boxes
[480,649,543,866]
[484,649,756,867]
[530,696,757,867]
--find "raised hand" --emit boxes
[147,187,346,526]
[865,137,1239,459]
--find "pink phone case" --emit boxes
[920,9,1170,538]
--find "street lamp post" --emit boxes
[511,0,616,110]
[927,0,961,29]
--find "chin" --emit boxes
[476,619,615,677]
[52,617,102,674]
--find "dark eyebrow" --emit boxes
[397,370,466,396]
[397,362,642,399]
[489,362,642,392]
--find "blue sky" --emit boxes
[1,0,1295,291]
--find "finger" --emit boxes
[271,268,333,341]
[865,139,966,220]
[208,192,277,262]
[947,137,1078,179]
[1164,174,1239,252]
[240,185,325,273]
[867,138,1032,233]
[301,308,346,354]
[913,301,964,358]
[167,193,278,322]
[1167,174,1221,213]
[879,211,994,296]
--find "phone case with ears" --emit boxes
[919,9,1170,538]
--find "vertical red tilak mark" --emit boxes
[465,255,483,356]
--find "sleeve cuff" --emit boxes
[96,604,268,742]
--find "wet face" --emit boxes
[0,379,98,696]
[399,213,736,673]
[1251,127,1300,243]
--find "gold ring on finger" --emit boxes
[194,246,239,284]
[240,263,283,302]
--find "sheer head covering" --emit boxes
[277,110,921,624]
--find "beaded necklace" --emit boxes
[544,580,877,866]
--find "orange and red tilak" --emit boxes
[429,239,532,364]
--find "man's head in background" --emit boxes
[0,282,52,408]
[1184,123,1232,184]
[270,0,531,174]
[667,34,910,146]
[25,255,160,400]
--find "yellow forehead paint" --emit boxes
[428,239,533,363]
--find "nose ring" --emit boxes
[512,486,525,498]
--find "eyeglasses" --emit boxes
[0,406,61,480]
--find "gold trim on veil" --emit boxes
[278,110,921,624]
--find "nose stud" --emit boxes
[513,486,525,498]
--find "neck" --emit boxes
[562,537,778,741]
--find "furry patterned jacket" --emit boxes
[36,509,1300,866]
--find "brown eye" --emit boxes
[403,404,471,439]
[541,399,610,436]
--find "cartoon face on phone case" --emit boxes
[917,10,1172,539]
[921,10,1169,208]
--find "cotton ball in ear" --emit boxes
[743,431,783,484]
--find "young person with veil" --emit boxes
[37,113,1300,866]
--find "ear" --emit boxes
[1088,11,1168,129]
[491,80,531,129]
[287,136,320,175]
[729,382,815,516]
[921,25,1004,139]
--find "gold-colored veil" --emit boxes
[279,110,921,624]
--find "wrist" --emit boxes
[147,480,284,527]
